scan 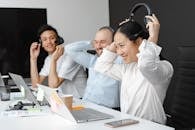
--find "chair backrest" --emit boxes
[164,45,195,129]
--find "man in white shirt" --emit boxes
[30,24,86,98]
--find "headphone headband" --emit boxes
[118,3,151,40]
[129,3,152,23]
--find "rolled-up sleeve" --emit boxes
[65,41,94,68]
[137,40,174,84]
[58,55,81,81]
[95,49,123,81]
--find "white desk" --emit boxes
[0,99,174,130]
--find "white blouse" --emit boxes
[94,40,173,124]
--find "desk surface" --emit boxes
[0,99,174,130]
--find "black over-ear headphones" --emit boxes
[55,36,64,45]
[129,3,152,25]
[122,3,152,40]
[39,35,64,45]
[38,24,64,45]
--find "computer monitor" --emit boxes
[0,8,47,78]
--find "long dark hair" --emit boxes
[116,20,149,41]
[116,21,166,60]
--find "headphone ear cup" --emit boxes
[144,14,152,26]
[144,17,148,25]
[57,36,64,45]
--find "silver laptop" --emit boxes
[37,84,113,123]
[8,73,41,107]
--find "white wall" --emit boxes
[0,0,109,43]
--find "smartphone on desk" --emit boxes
[104,119,139,128]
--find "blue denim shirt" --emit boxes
[65,41,121,108]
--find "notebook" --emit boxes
[37,84,113,123]
[8,73,41,107]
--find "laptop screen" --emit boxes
[37,84,113,123]
[0,73,5,86]
[8,73,40,107]
[37,84,77,124]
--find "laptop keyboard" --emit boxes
[71,108,113,122]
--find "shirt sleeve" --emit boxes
[137,40,174,85]
[65,41,95,68]
[39,56,49,76]
[58,54,81,81]
[94,49,123,81]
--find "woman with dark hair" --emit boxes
[95,14,173,124]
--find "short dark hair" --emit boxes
[37,24,59,39]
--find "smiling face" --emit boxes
[40,30,58,54]
[114,32,141,63]
[93,29,113,56]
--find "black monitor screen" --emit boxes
[0,8,47,78]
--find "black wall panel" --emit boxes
[109,0,195,119]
